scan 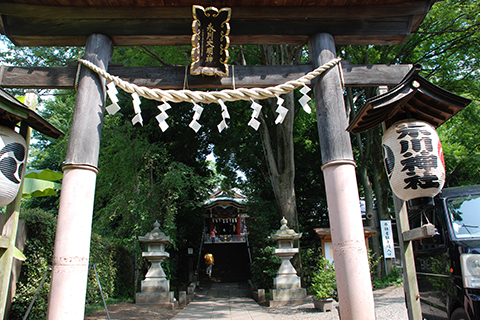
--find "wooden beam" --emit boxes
[4,34,411,47]
[402,223,436,242]
[0,2,430,46]
[0,236,8,249]
[393,196,423,320]
[2,16,413,46]
[0,3,429,21]
[0,63,413,90]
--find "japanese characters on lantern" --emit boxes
[382,119,445,201]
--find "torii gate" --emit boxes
[0,1,437,319]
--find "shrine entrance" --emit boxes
[201,190,251,282]
[0,1,443,320]
[203,190,249,244]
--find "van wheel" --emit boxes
[451,308,468,320]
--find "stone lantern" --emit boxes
[269,217,307,307]
[136,221,177,309]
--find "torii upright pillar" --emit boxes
[47,34,113,320]
[308,33,375,320]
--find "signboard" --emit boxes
[191,5,231,77]
[380,220,395,259]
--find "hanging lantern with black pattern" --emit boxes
[0,125,27,206]
[382,119,445,202]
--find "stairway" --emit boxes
[201,242,251,282]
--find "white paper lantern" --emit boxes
[382,119,445,201]
[0,126,27,206]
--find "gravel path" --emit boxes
[85,284,408,320]
[267,285,407,320]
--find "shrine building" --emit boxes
[203,189,249,244]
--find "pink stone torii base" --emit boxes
[322,160,375,319]
[47,167,98,319]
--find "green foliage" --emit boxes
[437,101,480,187]
[93,100,212,249]
[11,208,136,319]
[309,256,337,301]
[293,101,329,238]
[371,267,403,289]
[112,46,191,66]
[368,249,382,278]
[87,234,135,304]
[300,247,323,286]
[368,250,403,289]
[0,35,83,67]
[22,91,74,212]
[250,246,281,290]
[10,209,56,319]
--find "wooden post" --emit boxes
[47,34,112,320]
[0,92,36,320]
[308,33,375,320]
[393,196,423,320]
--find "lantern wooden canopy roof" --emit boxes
[0,88,64,139]
[0,0,437,47]
[347,65,472,134]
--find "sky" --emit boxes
[0,35,10,56]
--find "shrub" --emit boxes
[10,208,135,320]
[300,247,322,287]
[309,256,337,301]
[250,246,281,290]
[87,234,135,304]
[10,208,56,320]
[372,267,403,289]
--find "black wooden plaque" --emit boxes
[191,5,231,77]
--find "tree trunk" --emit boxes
[370,125,394,275]
[257,45,300,232]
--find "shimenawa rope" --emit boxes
[76,57,342,104]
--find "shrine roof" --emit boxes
[0,0,438,46]
[347,65,472,134]
[203,189,246,210]
[0,88,64,139]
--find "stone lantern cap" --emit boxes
[138,221,172,244]
[271,217,302,241]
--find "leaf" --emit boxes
[13,246,26,261]
[25,169,63,181]
[23,177,61,197]
[15,96,26,104]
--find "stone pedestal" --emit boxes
[136,221,177,309]
[269,218,308,307]
[136,292,177,309]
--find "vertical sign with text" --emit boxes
[380,220,395,259]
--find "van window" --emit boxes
[447,194,480,239]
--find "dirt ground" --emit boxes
[84,302,180,320]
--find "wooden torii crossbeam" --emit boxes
[0,1,438,319]
[0,63,413,89]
